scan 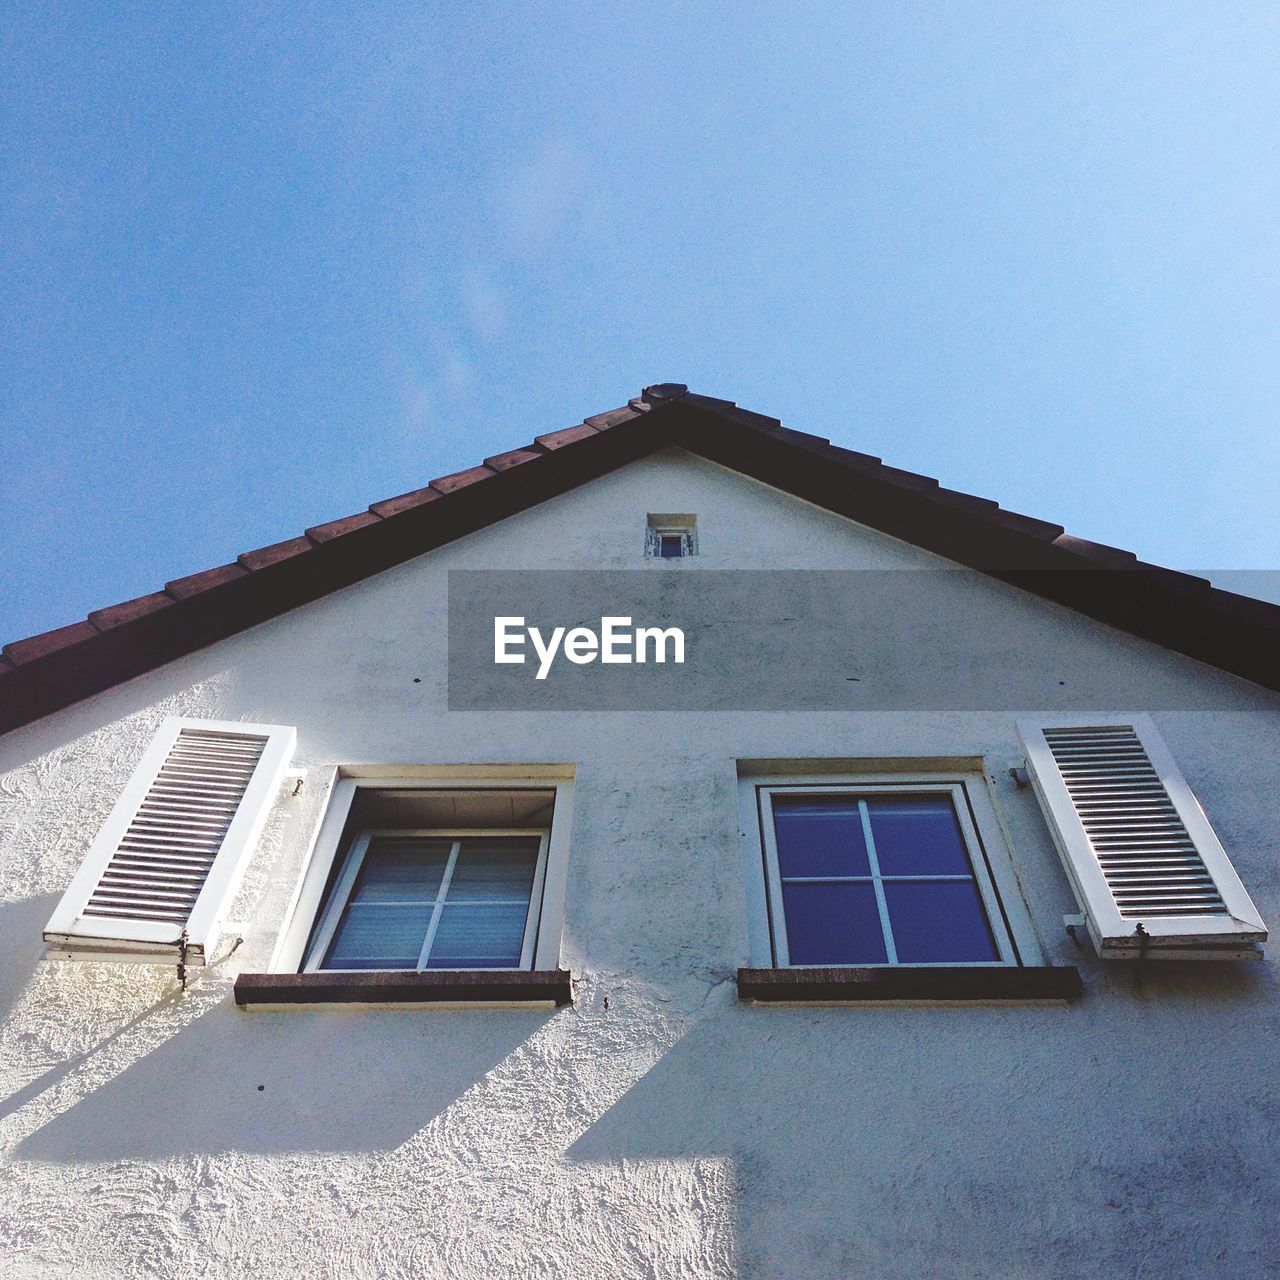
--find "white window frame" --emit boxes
[302,828,551,973]
[738,765,1045,970]
[268,767,575,975]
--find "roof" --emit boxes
[3,384,1278,734]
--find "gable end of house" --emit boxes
[2,385,1277,734]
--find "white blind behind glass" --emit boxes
[323,836,540,971]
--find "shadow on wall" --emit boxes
[0,894,59,1027]
[566,986,1280,1279]
[16,997,552,1161]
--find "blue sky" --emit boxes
[4,3,1279,640]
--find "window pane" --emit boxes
[781,882,886,964]
[425,837,540,969]
[445,838,540,901]
[884,880,998,963]
[323,837,451,969]
[867,796,973,876]
[659,534,684,558]
[429,903,531,968]
[772,797,870,878]
[324,905,431,969]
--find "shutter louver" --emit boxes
[1041,725,1223,919]
[44,718,296,964]
[1017,715,1267,959]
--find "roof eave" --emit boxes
[2,387,1277,735]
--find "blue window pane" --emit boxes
[884,881,998,963]
[773,797,870,878]
[322,837,450,969]
[325,905,431,969]
[344,838,451,900]
[867,796,973,876]
[425,838,539,969]
[781,882,886,964]
[659,535,684,557]
[446,838,539,903]
[429,903,530,968]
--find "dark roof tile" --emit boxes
[719,405,783,431]
[430,465,495,496]
[931,489,1002,515]
[682,393,738,413]
[1130,563,1212,592]
[535,423,600,451]
[88,592,175,631]
[483,447,545,472]
[306,511,383,544]
[584,405,645,430]
[985,510,1064,541]
[368,486,441,519]
[4,620,100,666]
[165,563,250,600]
[238,536,314,571]
[768,425,831,452]
[818,444,886,469]
[1050,534,1140,566]
[868,464,940,492]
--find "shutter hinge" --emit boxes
[1063,913,1086,950]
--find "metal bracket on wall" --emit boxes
[1063,913,1087,950]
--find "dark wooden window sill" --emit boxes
[234,969,573,1008]
[737,965,1082,1004]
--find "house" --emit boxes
[0,384,1277,1278]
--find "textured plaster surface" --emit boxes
[0,451,1278,1278]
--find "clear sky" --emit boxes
[4,3,1279,641]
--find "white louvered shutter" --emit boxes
[1017,715,1266,959]
[44,718,296,964]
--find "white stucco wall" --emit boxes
[1,449,1277,1279]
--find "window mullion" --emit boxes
[417,839,461,969]
[859,800,898,964]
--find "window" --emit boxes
[645,512,696,558]
[758,783,1016,967]
[304,829,548,972]
[238,769,576,1007]
[736,764,1078,1002]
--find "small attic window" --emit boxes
[646,513,697,559]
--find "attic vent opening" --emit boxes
[645,513,697,559]
[1042,725,1224,919]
